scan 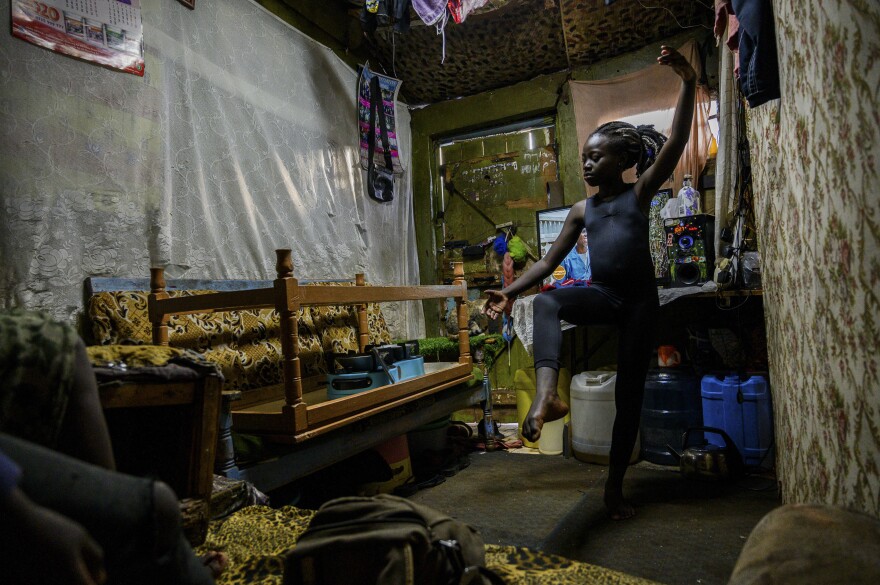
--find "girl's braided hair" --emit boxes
[590,121,668,177]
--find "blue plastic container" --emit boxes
[326,371,390,400]
[389,355,425,383]
[700,374,772,466]
[640,368,703,465]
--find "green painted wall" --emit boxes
[410,31,710,389]
[411,31,707,332]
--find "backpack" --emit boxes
[284,494,506,585]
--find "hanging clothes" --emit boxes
[361,0,412,34]
[412,0,447,25]
[730,0,781,107]
[413,0,450,62]
[454,0,490,23]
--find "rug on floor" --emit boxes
[198,505,662,584]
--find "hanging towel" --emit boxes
[412,0,447,25]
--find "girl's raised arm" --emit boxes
[635,46,697,205]
[482,201,586,319]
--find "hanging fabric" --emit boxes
[569,40,712,197]
[358,65,404,175]
[411,0,447,25]
[412,0,449,62]
[367,74,395,203]
[448,0,489,24]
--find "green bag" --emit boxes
[284,494,506,585]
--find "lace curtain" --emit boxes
[0,0,424,340]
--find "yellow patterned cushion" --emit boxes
[87,286,390,394]
[88,290,326,392]
[306,282,392,355]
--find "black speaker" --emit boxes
[664,214,715,288]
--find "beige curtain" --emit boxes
[569,39,712,197]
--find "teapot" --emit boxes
[667,426,744,482]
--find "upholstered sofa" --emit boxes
[87,284,394,394]
[84,252,481,492]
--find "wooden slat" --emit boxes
[153,288,276,315]
[232,373,475,442]
[229,409,298,435]
[99,383,195,408]
[306,364,472,425]
[232,376,325,409]
[298,284,467,305]
[191,376,222,498]
[85,276,354,294]
[297,374,474,440]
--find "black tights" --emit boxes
[532,286,657,474]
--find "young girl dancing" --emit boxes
[483,46,697,520]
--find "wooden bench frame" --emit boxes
[147,249,474,444]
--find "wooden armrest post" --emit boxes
[355,273,369,353]
[149,267,170,346]
[453,262,472,366]
[275,249,308,430]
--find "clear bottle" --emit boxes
[677,174,701,216]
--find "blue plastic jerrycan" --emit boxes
[700,373,773,467]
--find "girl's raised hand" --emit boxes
[657,45,696,82]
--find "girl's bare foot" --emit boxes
[521,393,569,441]
[604,484,636,520]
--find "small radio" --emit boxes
[664,214,715,288]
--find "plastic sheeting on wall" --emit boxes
[0,0,425,340]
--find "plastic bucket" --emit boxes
[359,435,412,495]
[326,371,390,400]
[538,418,565,455]
[570,371,640,465]
[389,355,425,382]
[640,368,703,465]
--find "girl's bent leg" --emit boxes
[528,288,618,442]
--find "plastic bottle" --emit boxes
[677,174,701,217]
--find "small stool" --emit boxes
[89,345,224,545]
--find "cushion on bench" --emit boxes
[88,287,392,394]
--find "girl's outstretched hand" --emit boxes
[657,45,696,82]
[482,290,510,320]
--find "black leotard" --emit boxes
[531,186,658,472]
[585,186,657,296]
